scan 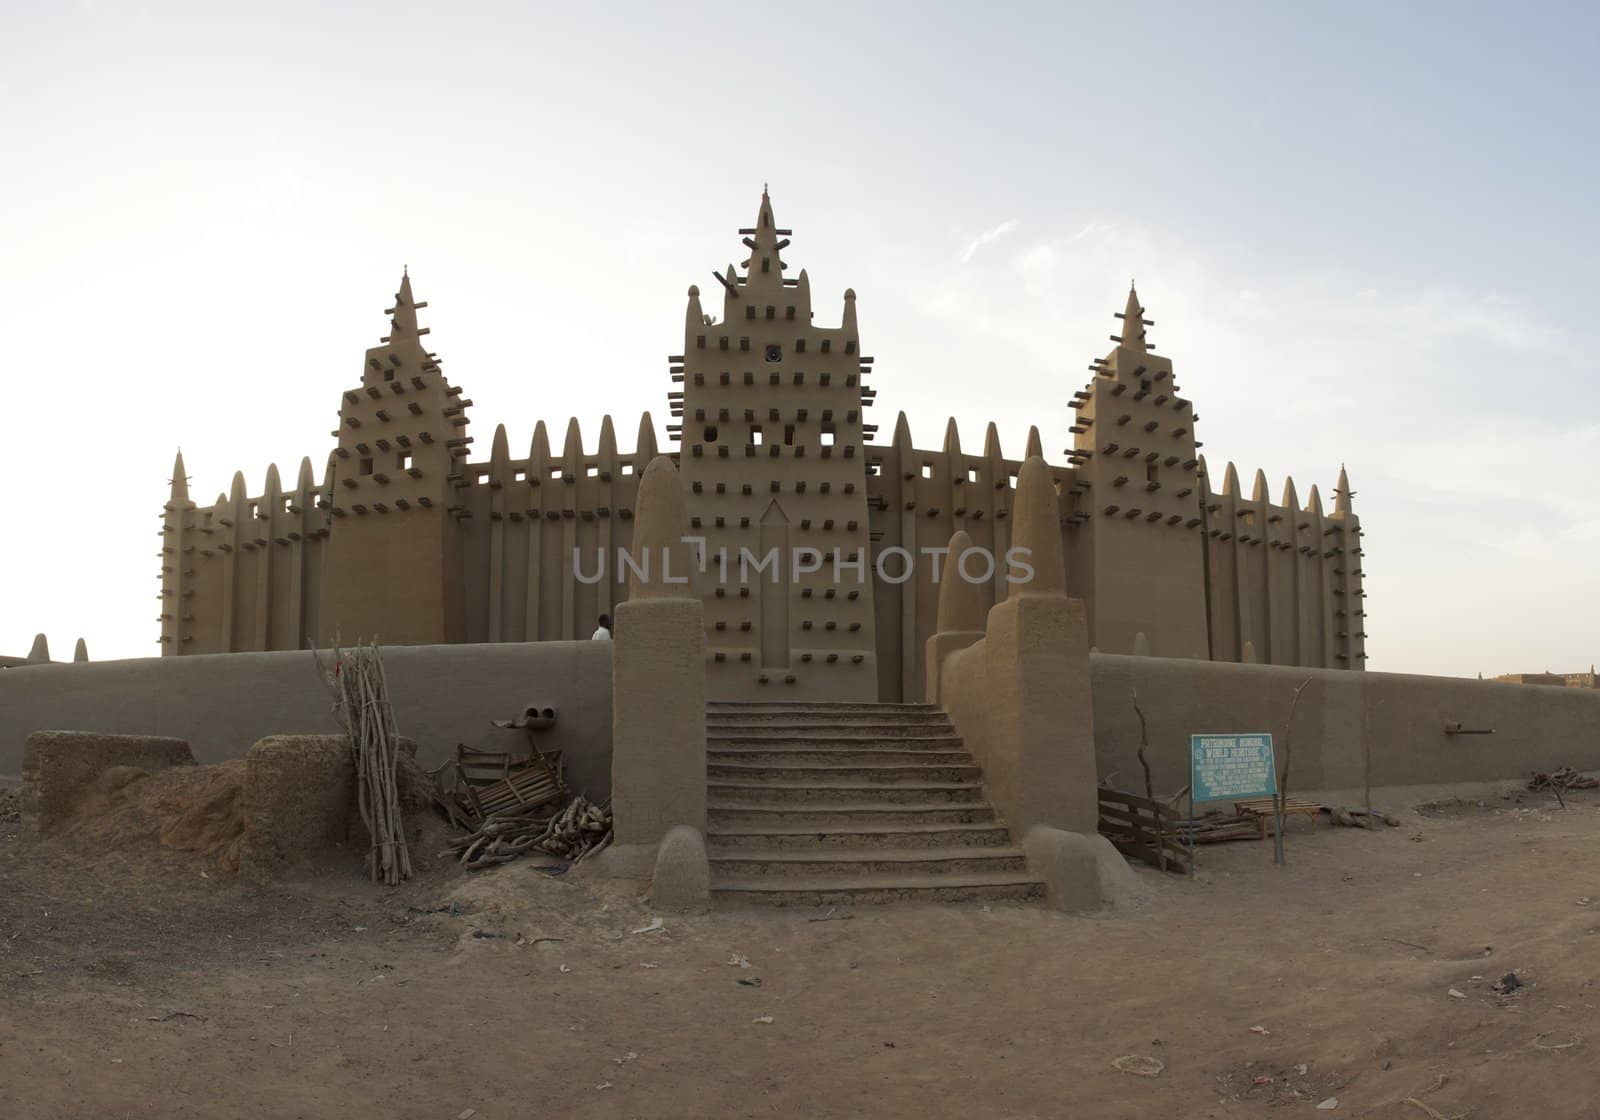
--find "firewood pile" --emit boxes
[1170,810,1263,844]
[447,796,612,871]
[318,640,412,885]
[1528,768,1599,793]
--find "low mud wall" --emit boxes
[1091,654,1600,802]
[0,642,613,798]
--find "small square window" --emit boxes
[821,427,836,447]
[359,457,374,476]
[967,468,980,483]
[399,452,413,471]
[513,469,527,482]
[920,463,933,479]
[620,463,634,476]
[751,426,764,446]
[586,465,599,478]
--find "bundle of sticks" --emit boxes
[319,640,413,885]
[448,796,612,871]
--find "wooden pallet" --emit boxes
[1233,797,1321,839]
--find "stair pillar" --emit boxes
[612,457,707,850]
[937,457,1099,835]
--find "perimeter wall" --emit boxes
[1090,654,1600,800]
[0,642,613,798]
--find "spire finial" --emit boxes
[1115,284,1150,353]
[1334,463,1354,515]
[387,268,422,341]
[170,448,190,499]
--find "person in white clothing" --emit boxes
[592,613,612,641]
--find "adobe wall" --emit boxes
[0,642,614,797]
[1090,654,1600,801]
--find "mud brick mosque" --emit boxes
[157,190,1366,701]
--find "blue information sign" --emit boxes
[1190,733,1277,802]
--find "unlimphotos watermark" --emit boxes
[573,542,1036,586]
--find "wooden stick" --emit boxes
[1273,677,1314,867]
[1130,688,1166,873]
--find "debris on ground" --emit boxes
[1111,1054,1164,1077]
[1530,1033,1583,1052]
[1218,1061,1345,1106]
[1493,970,1524,994]
[1326,806,1401,828]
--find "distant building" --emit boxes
[1494,668,1598,689]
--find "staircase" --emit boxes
[706,701,1045,906]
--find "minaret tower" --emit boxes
[321,271,468,646]
[157,449,195,655]
[1069,285,1209,657]
[674,189,878,699]
[1329,464,1368,669]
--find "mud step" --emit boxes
[710,874,1046,907]
[711,847,1029,878]
[707,781,985,806]
[707,711,953,724]
[708,802,999,829]
[708,734,966,750]
[708,702,940,714]
[706,822,1013,851]
[707,761,981,784]
[708,721,956,737]
[707,747,975,767]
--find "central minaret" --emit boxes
[674,190,878,699]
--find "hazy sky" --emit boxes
[2,1,1595,676]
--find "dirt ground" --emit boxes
[2,781,1598,1120]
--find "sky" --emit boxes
[1,0,1595,677]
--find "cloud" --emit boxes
[958,218,1018,263]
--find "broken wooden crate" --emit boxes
[454,743,567,822]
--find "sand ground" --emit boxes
[2,782,1598,1120]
